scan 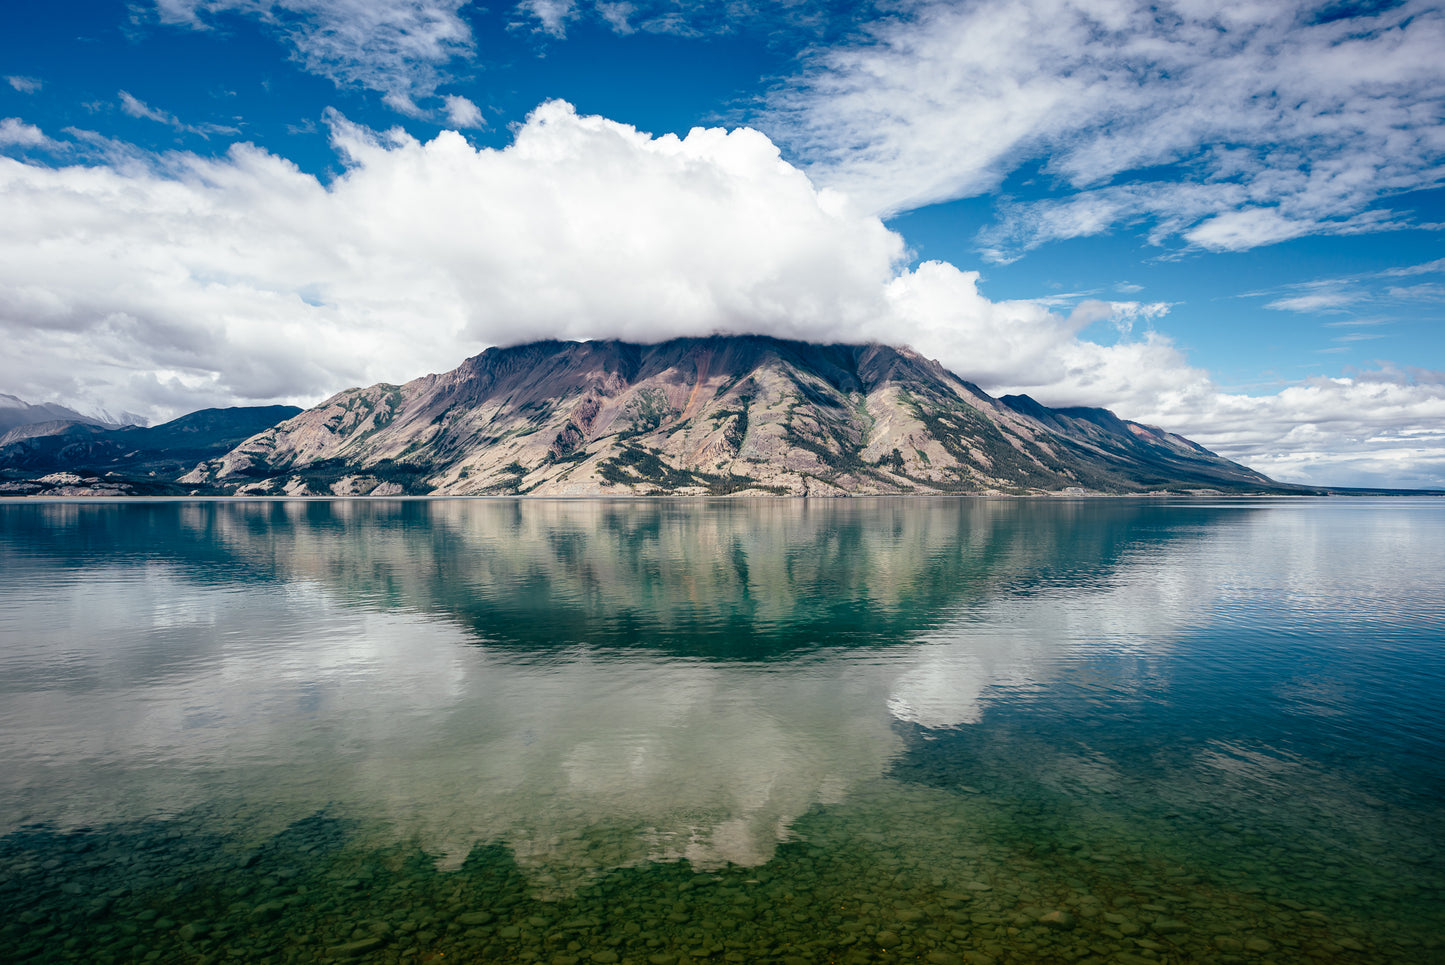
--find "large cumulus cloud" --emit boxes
[0,102,904,414]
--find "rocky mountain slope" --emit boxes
[181,336,1279,497]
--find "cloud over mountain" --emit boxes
[0,102,901,412]
[1,99,1442,487]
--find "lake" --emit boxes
[1,496,1442,964]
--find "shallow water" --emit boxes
[1,496,1442,964]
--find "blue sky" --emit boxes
[2,0,1443,487]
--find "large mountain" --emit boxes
[181,336,1280,497]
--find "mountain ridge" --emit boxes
[179,336,1284,497]
[0,393,123,437]
[0,405,302,496]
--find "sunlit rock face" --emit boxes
[181,336,1278,496]
[0,498,1258,891]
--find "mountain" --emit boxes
[0,420,111,448]
[0,393,119,436]
[181,336,1281,497]
[0,405,302,496]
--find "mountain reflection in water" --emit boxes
[0,497,1268,889]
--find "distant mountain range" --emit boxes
[0,393,150,435]
[0,405,301,496]
[7,335,1365,498]
[0,393,115,436]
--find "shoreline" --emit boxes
[4,489,1443,502]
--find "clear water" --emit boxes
[1,496,1442,965]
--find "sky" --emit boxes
[1,0,1443,488]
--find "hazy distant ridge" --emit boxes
[0,393,124,437]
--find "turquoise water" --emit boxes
[0,497,1442,964]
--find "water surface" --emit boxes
[1,497,1442,964]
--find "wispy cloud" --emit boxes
[118,90,240,138]
[1386,282,1445,301]
[595,1,635,34]
[1266,291,1362,314]
[119,90,176,125]
[1252,258,1445,317]
[511,0,865,40]
[516,0,577,37]
[766,0,1445,261]
[1324,317,1392,328]
[1383,257,1445,277]
[6,76,42,94]
[150,0,476,115]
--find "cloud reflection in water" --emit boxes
[0,497,1274,889]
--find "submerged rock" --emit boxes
[1038,910,1076,931]
[325,936,385,957]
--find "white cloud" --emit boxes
[119,90,175,125]
[1386,282,1445,301]
[151,0,476,112]
[0,118,56,149]
[1266,291,1361,314]
[6,76,42,94]
[768,0,1445,258]
[3,101,1442,488]
[882,262,1199,414]
[1324,319,1391,329]
[516,0,577,36]
[118,90,241,138]
[1384,257,1445,277]
[595,1,635,34]
[0,103,901,418]
[443,93,485,129]
[1249,263,1445,319]
[516,0,842,38]
[1143,369,1445,490]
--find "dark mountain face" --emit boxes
[177,336,1285,497]
[0,405,302,495]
